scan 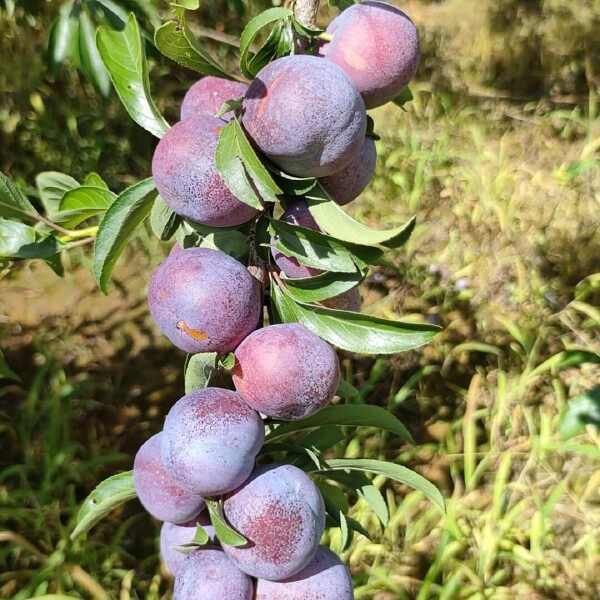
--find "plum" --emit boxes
[233,323,340,420]
[174,548,254,600]
[181,76,248,121]
[152,114,259,227]
[148,247,261,354]
[321,137,377,205]
[319,1,419,109]
[255,546,354,599]
[223,464,326,580]
[243,55,366,177]
[160,514,217,577]
[133,433,204,524]
[161,387,264,496]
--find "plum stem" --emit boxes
[294,0,320,29]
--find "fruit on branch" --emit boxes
[271,199,362,311]
[180,76,248,121]
[255,546,354,599]
[174,548,254,600]
[233,323,340,420]
[152,114,259,226]
[243,55,367,177]
[320,136,377,205]
[161,388,264,496]
[223,464,326,580]
[160,515,216,576]
[318,1,419,109]
[148,247,261,354]
[133,433,205,524]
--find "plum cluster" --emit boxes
[137,2,419,598]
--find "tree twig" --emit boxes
[294,0,320,29]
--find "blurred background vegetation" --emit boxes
[1,1,598,598]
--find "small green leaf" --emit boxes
[150,195,180,241]
[219,352,236,370]
[0,172,36,221]
[206,499,247,547]
[271,281,440,355]
[60,186,116,212]
[239,7,293,79]
[317,459,445,513]
[339,510,350,550]
[48,1,80,71]
[306,184,416,248]
[94,0,129,27]
[198,229,249,260]
[266,404,413,443]
[83,172,109,189]
[246,19,294,78]
[560,387,600,440]
[35,172,80,220]
[155,18,230,77]
[185,352,217,393]
[79,8,111,97]
[70,471,137,540]
[392,86,413,110]
[0,219,36,257]
[0,349,20,382]
[93,178,156,293]
[97,14,170,138]
[179,524,211,547]
[316,480,349,514]
[358,484,389,526]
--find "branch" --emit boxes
[294,0,320,29]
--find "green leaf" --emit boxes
[339,509,350,550]
[239,7,293,79]
[184,352,217,393]
[392,86,414,110]
[199,229,249,260]
[358,484,389,526]
[0,349,20,382]
[48,1,80,71]
[93,178,156,293]
[0,172,36,221]
[171,0,200,9]
[316,480,349,514]
[266,404,413,444]
[306,184,416,248]
[246,19,294,78]
[70,471,137,540]
[9,234,63,261]
[79,8,111,97]
[60,186,116,212]
[154,17,230,77]
[271,282,440,355]
[96,14,170,138]
[560,387,600,440]
[94,0,129,27]
[83,172,109,189]
[271,219,376,274]
[150,195,180,241]
[215,119,282,210]
[206,499,247,547]
[0,219,36,257]
[317,459,445,513]
[35,171,80,220]
[219,352,236,370]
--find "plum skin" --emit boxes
[148,247,261,354]
[151,114,259,227]
[181,76,248,121]
[223,464,326,581]
[133,433,204,524]
[233,323,340,420]
[255,546,354,600]
[174,548,254,600]
[243,55,367,177]
[321,137,377,206]
[161,387,264,496]
[319,1,420,109]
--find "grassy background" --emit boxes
[1,1,599,598]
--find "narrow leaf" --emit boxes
[266,404,413,443]
[0,172,36,221]
[185,352,217,393]
[79,8,111,97]
[96,14,170,138]
[150,195,180,241]
[206,499,247,547]
[93,178,156,293]
[358,484,389,526]
[318,459,445,513]
[282,270,364,304]
[70,471,137,540]
[306,184,416,248]
[48,1,80,70]
[272,282,440,355]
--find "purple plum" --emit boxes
[243,55,366,177]
[255,546,354,599]
[233,323,340,420]
[148,247,261,354]
[152,114,259,227]
[133,433,204,524]
[174,548,254,600]
[319,1,420,109]
[161,387,264,496]
[223,464,326,581]
[181,76,248,121]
